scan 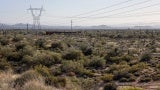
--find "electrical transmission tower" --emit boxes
[28,5,44,30]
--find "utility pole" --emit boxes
[27,5,44,30]
[27,24,29,34]
[71,20,73,31]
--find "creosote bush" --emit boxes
[50,42,65,51]
[140,53,151,62]
[88,57,106,68]
[63,49,83,61]
[103,82,117,90]
[45,76,67,88]
[0,58,11,71]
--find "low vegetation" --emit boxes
[0,29,160,90]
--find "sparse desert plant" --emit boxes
[0,37,10,45]
[118,86,143,90]
[101,74,114,82]
[13,70,42,87]
[45,76,67,88]
[33,51,62,67]
[103,82,117,90]
[61,61,84,74]
[80,45,93,56]
[140,53,151,62]
[50,42,65,51]
[35,38,46,48]
[63,49,83,61]
[88,57,106,68]
[34,65,50,77]
[0,58,11,71]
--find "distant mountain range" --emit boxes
[0,23,160,30]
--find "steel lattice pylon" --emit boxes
[28,5,44,30]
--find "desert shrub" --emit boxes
[22,80,55,90]
[139,75,152,83]
[33,51,62,67]
[63,49,83,61]
[13,70,42,87]
[118,86,143,90]
[80,45,93,56]
[12,34,24,42]
[108,64,136,81]
[35,38,46,48]
[12,36,22,42]
[119,73,136,82]
[0,58,11,71]
[45,76,67,88]
[50,42,65,51]
[88,57,106,68]
[34,65,50,77]
[0,46,13,57]
[101,74,114,82]
[140,53,151,62]
[106,55,133,64]
[106,48,120,57]
[7,52,22,61]
[15,42,26,51]
[61,61,83,74]
[78,69,94,77]
[120,55,132,62]
[114,72,136,82]
[129,63,148,74]
[103,82,117,90]
[108,64,130,74]
[79,78,97,90]
[20,45,34,56]
[152,74,160,81]
[61,61,93,77]
[0,37,10,45]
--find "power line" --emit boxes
[42,0,135,25]
[72,0,135,17]
[73,0,153,20]
[70,11,160,19]
[75,2,160,23]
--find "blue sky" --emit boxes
[0,0,160,26]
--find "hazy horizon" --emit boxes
[1,0,160,26]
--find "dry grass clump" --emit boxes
[22,80,58,90]
[0,71,18,90]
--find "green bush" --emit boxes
[34,65,50,77]
[101,74,114,82]
[152,74,160,81]
[63,49,83,61]
[45,76,67,88]
[88,57,106,68]
[33,51,62,67]
[12,34,23,42]
[103,82,117,90]
[0,37,10,45]
[0,46,13,57]
[118,86,143,90]
[80,45,93,56]
[7,52,22,61]
[61,61,83,74]
[35,38,46,48]
[140,53,151,62]
[139,76,152,83]
[50,42,65,51]
[15,42,26,51]
[0,58,11,71]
